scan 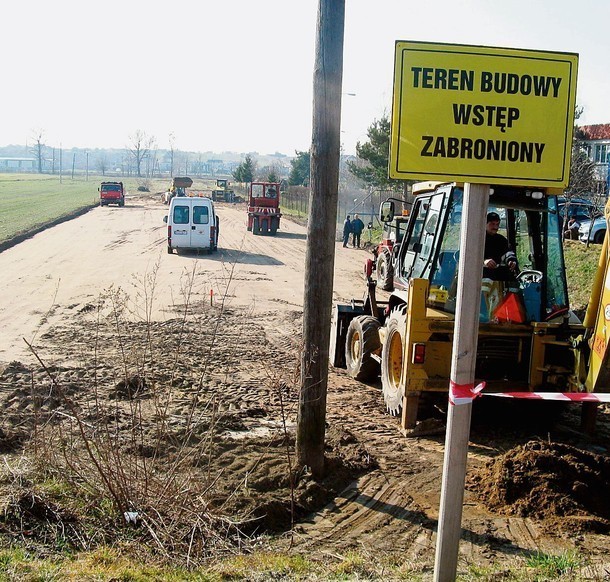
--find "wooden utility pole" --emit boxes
[434,183,490,581]
[296,0,345,478]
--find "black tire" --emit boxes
[261,220,269,235]
[594,229,606,244]
[376,250,394,291]
[119,199,125,207]
[253,217,259,235]
[345,316,381,382]
[381,305,407,415]
[270,217,278,235]
[167,246,172,255]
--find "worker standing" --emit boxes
[342,215,352,247]
[351,214,365,248]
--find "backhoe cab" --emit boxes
[331,181,608,431]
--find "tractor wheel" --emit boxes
[270,217,278,235]
[261,220,269,235]
[253,217,259,235]
[345,315,381,382]
[376,250,394,291]
[381,305,407,415]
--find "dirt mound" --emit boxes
[470,440,610,532]
[208,425,377,535]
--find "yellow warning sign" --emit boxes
[389,41,578,187]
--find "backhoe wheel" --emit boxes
[345,315,381,382]
[381,305,407,415]
[376,250,394,291]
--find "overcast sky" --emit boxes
[3,0,608,156]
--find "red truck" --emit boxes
[247,182,281,235]
[99,182,125,207]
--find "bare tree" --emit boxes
[29,129,46,174]
[169,132,175,177]
[127,130,154,177]
[146,138,158,178]
[97,154,108,176]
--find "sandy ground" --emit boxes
[2,193,610,578]
[0,194,364,362]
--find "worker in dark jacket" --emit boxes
[483,211,518,280]
[342,215,352,247]
[351,214,365,248]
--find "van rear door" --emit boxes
[190,201,212,249]
[171,202,191,248]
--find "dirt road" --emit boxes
[2,193,610,578]
[0,194,365,362]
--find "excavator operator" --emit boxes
[483,211,518,281]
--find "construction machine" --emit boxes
[364,200,411,291]
[247,182,281,235]
[211,178,235,202]
[331,181,610,431]
[164,176,193,204]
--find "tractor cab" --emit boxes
[382,182,571,325]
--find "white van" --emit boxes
[164,196,219,254]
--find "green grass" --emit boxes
[563,239,601,312]
[0,173,101,242]
[525,549,583,578]
[0,174,215,244]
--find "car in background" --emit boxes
[579,216,607,244]
[558,197,601,227]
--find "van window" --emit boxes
[193,205,210,224]
[173,205,189,224]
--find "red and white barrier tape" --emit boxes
[484,392,610,403]
[449,381,486,405]
[448,381,610,405]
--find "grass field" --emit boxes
[0,174,214,244]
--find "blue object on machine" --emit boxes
[522,282,541,322]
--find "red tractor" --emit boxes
[247,182,281,235]
[364,199,411,291]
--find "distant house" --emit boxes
[578,124,610,192]
[0,157,38,172]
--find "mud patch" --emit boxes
[470,440,610,532]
